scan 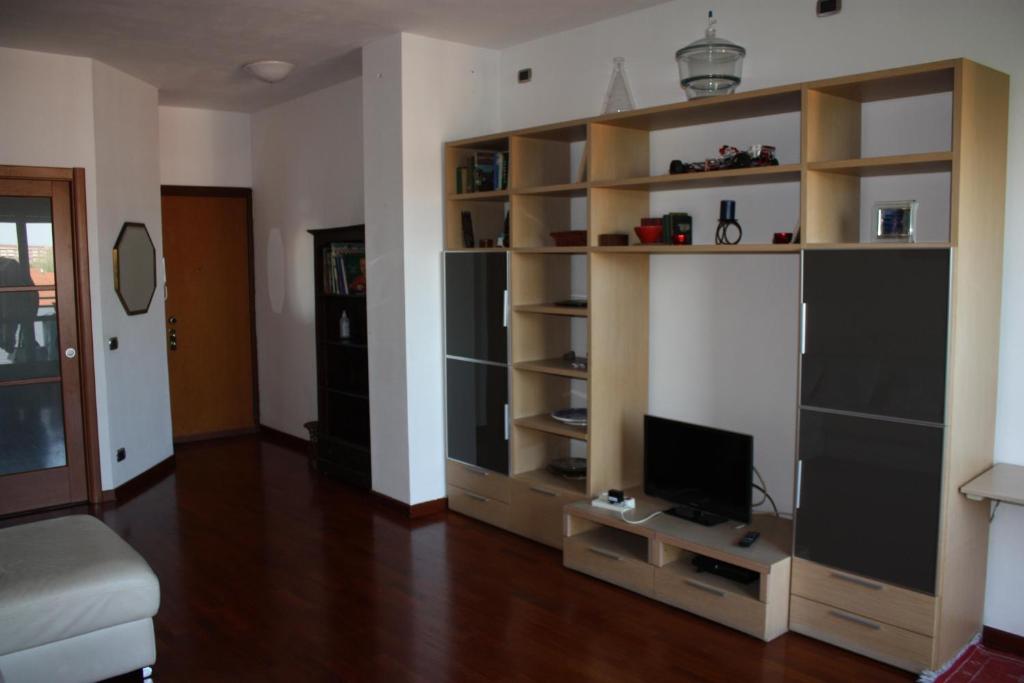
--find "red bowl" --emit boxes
[634,225,663,244]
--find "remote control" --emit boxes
[738,531,760,548]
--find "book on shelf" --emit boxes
[463,151,509,193]
[322,242,366,295]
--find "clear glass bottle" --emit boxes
[603,57,636,114]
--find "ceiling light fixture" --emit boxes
[244,60,295,83]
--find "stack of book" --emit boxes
[323,242,366,295]
[455,151,510,193]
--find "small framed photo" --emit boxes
[872,200,917,242]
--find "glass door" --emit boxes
[0,178,88,515]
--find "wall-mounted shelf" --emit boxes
[515,414,588,441]
[591,244,800,254]
[807,152,953,177]
[514,357,588,379]
[591,164,802,192]
[514,467,587,497]
[515,182,589,197]
[960,464,1024,506]
[514,304,588,317]
[447,189,509,201]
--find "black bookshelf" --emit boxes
[309,224,370,489]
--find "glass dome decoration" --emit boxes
[675,11,746,99]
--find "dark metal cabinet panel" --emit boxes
[445,358,509,474]
[795,409,942,594]
[444,252,508,363]
[802,250,950,424]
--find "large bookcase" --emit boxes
[442,59,1008,672]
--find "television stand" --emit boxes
[665,505,729,526]
[563,493,792,642]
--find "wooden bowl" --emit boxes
[634,225,663,244]
[550,230,587,247]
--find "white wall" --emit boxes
[495,0,1024,636]
[92,61,174,487]
[363,35,411,503]
[158,106,252,187]
[648,255,800,515]
[363,33,499,504]
[251,78,364,438]
[0,47,174,490]
[0,47,111,482]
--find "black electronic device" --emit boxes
[738,530,760,548]
[608,489,626,504]
[816,0,841,17]
[692,554,759,584]
[643,415,753,526]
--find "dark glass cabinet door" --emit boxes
[802,250,950,423]
[444,252,507,363]
[795,410,942,594]
[445,358,508,474]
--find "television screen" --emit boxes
[643,415,753,524]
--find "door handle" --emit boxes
[64,347,77,359]
[800,302,807,355]
[168,315,177,324]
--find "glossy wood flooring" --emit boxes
[8,436,913,682]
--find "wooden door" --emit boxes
[0,178,89,514]
[161,189,257,441]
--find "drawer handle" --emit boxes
[587,547,621,561]
[464,492,488,503]
[529,486,557,497]
[685,579,726,598]
[829,610,882,631]
[462,464,489,477]
[829,572,883,591]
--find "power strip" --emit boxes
[591,493,636,512]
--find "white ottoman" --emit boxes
[0,515,160,683]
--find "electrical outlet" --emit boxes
[518,68,532,83]
[116,447,126,462]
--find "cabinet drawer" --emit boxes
[509,478,585,549]
[447,485,510,530]
[792,558,935,636]
[654,565,767,639]
[564,527,653,597]
[446,460,510,503]
[790,596,933,673]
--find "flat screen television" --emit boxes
[643,415,753,526]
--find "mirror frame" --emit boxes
[112,221,157,316]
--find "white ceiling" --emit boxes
[0,0,669,112]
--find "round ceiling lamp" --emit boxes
[244,60,295,83]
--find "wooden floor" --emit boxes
[7,436,913,682]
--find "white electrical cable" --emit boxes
[619,509,664,525]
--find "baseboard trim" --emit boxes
[259,425,310,455]
[983,625,1024,657]
[372,491,448,519]
[111,454,177,503]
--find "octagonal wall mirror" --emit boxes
[113,221,157,315]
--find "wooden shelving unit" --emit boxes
[442,58,1009,673]
[309,225,371,490]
